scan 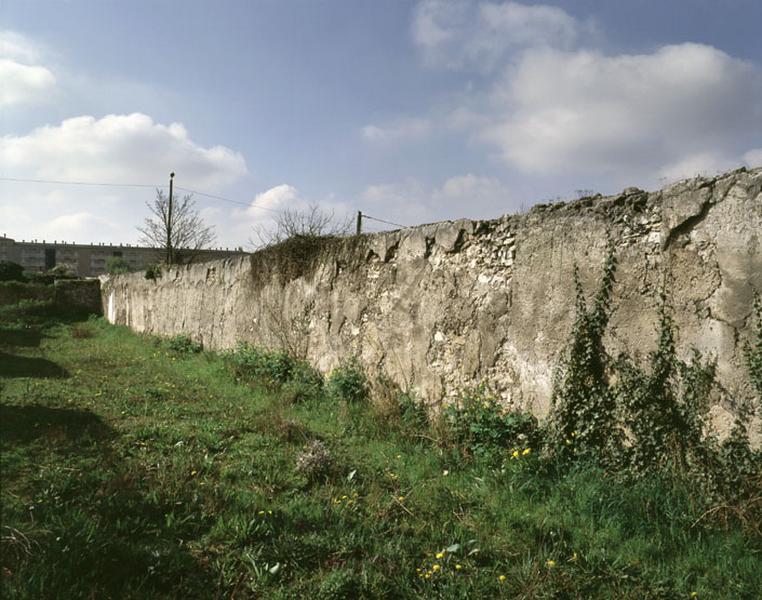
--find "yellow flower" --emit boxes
[498,575,506,583]
[546,559,556,568]
[522,448,531,456]
[432,564,440,572]
[571,552,578,562]
[435,552,444,559]
[565,439,572,445]
[398,495,405,502]
[258,510,265,515]
[455,564,462,570]
[425,573,431,579]
[511,450,520,459]
[690,594,698,599]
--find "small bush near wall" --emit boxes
[327,358,369,403]
[0,261,26,282]
[225,342,324,402]
[444,385,540,463]
[166,334,203,354]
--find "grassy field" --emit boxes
[1,302,760,599]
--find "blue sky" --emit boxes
[2,0,761,247]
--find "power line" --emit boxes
[0,176,162,189]
[362,214,406,229]
[1,175,409,228]
[175,185,282,215]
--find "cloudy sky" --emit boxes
[2,0,761,248]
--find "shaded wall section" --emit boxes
[102,168,762,425]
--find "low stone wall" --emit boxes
[0,280,102,314]
[54,280,102,314]
[0,282,55,307]
[102,168,762,433]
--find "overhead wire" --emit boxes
[1,175,408,228]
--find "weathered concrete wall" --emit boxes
[102,168,762,427]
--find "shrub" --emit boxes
[228,343,295,386]
[227,343,324,399]
[445,385,539,461]
[144,264,161,280]
[167,334,202,354]
[106,256,131,275]
[0,261,25,282]
[326,358,368,403]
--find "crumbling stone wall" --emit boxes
[102,168,762,431]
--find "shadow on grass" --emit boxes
[0,404,110,445]
[0,327,44,348]
[0,352,69,378]
[0,404,217,597]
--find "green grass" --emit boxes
[1,306,760,599]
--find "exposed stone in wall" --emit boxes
[102,167,762,436]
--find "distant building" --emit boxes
[0,234,245,277]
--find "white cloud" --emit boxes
[362,118,432,143]
[233,184,354,247]
[0,30,44,62]
[0,31,55,107]
[0,113,247,188]
[38,212,120,242]
[744,148,762,167]
[410,3,762,188]
[413,1,587,70]
[483,43,762,180]
[246,184,301,219]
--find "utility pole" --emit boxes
[356,210,362,235]
[167,172,174,264]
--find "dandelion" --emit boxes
[455,564,462,570]
[258,510,265,515]
[565,439,572,445]
[571,552,578,562]
[498,575,506,583]
[442,469,449,476]
[432,564,440,572]
[690,594,698,599]
[435,552,444,559]
[546,559,556,568]
[398,495,405,502]
[190,470,197,476]
[511,450,520,459]
[522,448,531,456]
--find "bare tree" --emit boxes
[138,189,216,264]
[250,202,352,249]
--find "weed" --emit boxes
[166,334,202,354]
[445,384,539,462]
[327,358,368,403]
[295,439,334,482]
